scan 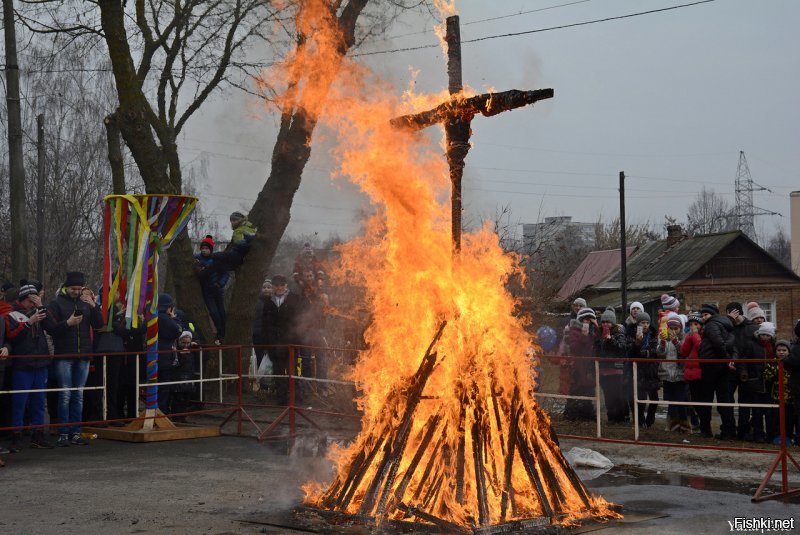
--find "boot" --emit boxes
[30,431,55,449]
[9,432,23,453]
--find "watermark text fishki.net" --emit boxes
[727,517,795,533]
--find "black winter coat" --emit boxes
[4,304,52,369]
[94,310,131,355]
[732,318,754,357]
[262,292,302,346]
[594,327,627,370]
[626,324,659,389]
[43,291,103,358]
[736,336,768,394]
[698,314,737,377]
[783,342,800,397]
[252,296,267,344]
[157,312,183,366]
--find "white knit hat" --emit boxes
[755,321,776,338]
[629,301,643,314]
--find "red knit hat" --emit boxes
[200,235,215,250]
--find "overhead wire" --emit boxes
[352,0,717,57]
[387,0,594,39]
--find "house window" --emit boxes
[737,300,776,324]
[761,302,776,324]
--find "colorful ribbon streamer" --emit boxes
[102,195,198,411]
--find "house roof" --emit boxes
[556,246,637,301]
[594,230,800,291]
[588,290,664,311]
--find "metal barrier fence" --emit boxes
[0,347,797,500]
[536,353,799,501]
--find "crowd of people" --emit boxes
[558,295,800,445]
[0,211,332,467]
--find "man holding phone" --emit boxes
[43,271,102,447]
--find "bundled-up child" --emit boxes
[737,321,772,442]
[170,331,199,423]
[627,311,660,429]
[762,338,795,445]
[594,307,630,423]
[681,313,704,432]
[762,331,793,445]
[657,312,689,432]
[193,235,230,343]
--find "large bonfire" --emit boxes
[266,0,617,529]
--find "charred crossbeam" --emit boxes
[390,89,554,132]
[397,502,471,535]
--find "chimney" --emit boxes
[791,191,800,275]
[666,224,683,246]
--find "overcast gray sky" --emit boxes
[182,0,799,243]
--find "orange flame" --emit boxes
[266,1,617,528]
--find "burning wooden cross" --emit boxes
[391,15,554,252]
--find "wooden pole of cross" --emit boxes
[390,15,554,253]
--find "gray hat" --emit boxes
[573,297,587,308]
[636,311,651,324]
[600,307,617,324]
[576,307,596,322]
[776,339,792,352]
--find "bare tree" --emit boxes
[16,0,293,337]
[0,41,134,292]
[593,217,658,250]
[685,187,737,236]
[764,226,791,268]
[224,0,430,345]
[16,0,427,342]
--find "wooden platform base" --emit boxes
[84,409,220,442]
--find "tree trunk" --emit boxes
[98,0,211,339]
[4,0,29,281]
[104,114,125,194]
[225,0,368,346]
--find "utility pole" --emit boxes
[619,171,627,314]
[4,0,29,281]
[36,114,45,282]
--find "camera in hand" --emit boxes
[74,309,84,317]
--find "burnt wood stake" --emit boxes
[500,387,520,520]
[385,412,442,515]
[359,322,447,515]
[455,387,467,504]
[410,431,446,504]
[472,398,490,525]
[515,426,554,519]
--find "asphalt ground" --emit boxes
[1,433,798,534]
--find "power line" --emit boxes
[388,0,594,39]
[475,141,737,159]
[353,0,717,57]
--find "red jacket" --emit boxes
[681,331,703,381]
